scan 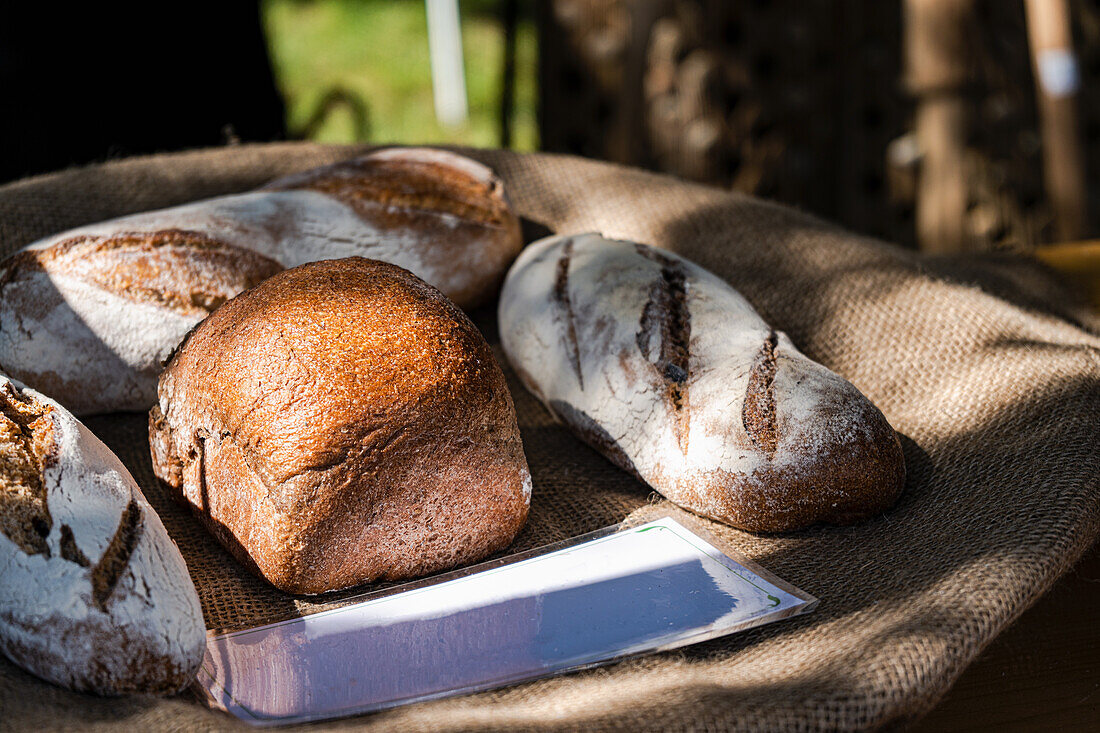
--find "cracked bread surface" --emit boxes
[263,147,516,231]
[0,377,205,695]
[3,229,284,317]
[0,383,55,556]
[150,257,531,595]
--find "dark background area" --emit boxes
[0,3,286,183]
[538,0,1100,252]
[2,0,1098,259]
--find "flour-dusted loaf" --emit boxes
[0,376,205,695]
[149,257,531,595]
[499,233,905,532]
[0,147,522,415]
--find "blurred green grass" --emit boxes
[262,0,538,150]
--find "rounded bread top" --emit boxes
[262,146,517,231]
[159,257,505,500]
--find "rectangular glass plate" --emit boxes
[194,515,817,726]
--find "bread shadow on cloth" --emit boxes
[0,655,188,725]
[578,370,1096,727]
[653,200,1094,361]
[659,373,1098,700]
[520,216,555,245]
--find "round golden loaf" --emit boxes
[149,257,531,595]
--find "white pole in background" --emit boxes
[426,0,469,127]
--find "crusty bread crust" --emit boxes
[0,148,523,416]
[499,233,905,533]
[149,257,531,595]
[7,230,285,316]
[0,377,206,695]
[261,147,522,309]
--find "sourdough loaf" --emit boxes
[0,147,522,415]
[0,375,205,695]
[498,233,905,532]
[149,257,531,595]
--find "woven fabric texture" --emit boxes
[1,143,1098,731]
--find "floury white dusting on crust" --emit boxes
[358,146,500,186]
[0,375,205,695]
[0,147,522,415]
[498,233,905,533]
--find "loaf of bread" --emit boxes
[0,375,206,695]
[149,257,531,595]
[0,147,522,415]
[499,233,905,532]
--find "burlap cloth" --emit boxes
[1,143,1098,731]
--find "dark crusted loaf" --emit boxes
[149,257,531,595]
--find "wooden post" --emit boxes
[1024,0,1088,242]
[904,0,975,254]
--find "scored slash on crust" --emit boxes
[90,500,144,612]
[59,525,91,567]
[0,380,145,611]
[635,245,692,455]
[8,230,284,317]
[743,330,780,457]
[262,151,512,227]
[553,237,585,390]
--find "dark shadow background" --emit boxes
[0,2,286,183]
